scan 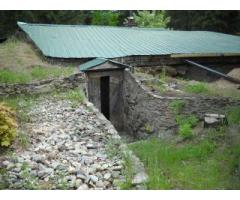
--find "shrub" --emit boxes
[176,115,198,140]
[176,115,198,127]
[169,100,185,114]
[0,103,17,147]
[179,123,193,139]
[185,82,209,94]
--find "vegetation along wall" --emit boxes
[123,70,240,139]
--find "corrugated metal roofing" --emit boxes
[79,58,108,71]
[18,21,240,59]
[79,58,129,72]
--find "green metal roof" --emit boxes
[79,58,129,72]
[79,58,108,71]
[18,21,240,59]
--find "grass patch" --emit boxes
[0,94,39,123]
[0,69,31,84]
[105,138,135,189]
[129,134,240,189]
[119,153,135,190]
[54,88,86,107]
[169,100,185,114]
[16,132,30,149]
[184,82,209,94]
[226,106,240,125]
[0,66,74,84]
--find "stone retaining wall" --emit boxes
[0,73,86,96]
[123,70,240,139]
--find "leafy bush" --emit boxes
[0,103,17,147]
[169,100,185,114]
[185,82,209,94]
[176,115,198,127]
[179,123,193,139]
[176,115,198,139]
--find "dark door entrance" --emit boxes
[100,76,110,119]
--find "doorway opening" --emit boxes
[100,76,110,119]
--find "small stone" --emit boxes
[6,163,15,170]
[75,179,83,188]
[96,180,104,188]
[86,143,97,149]
[112,171,120,178]
[90,175,98,183]
[13,167,21,173]
[76,171,87,180]
[51,162,60,169]
[100,164,108,170]
[132,172,148,185]
[68,166,76,174]
[103,173,111,180]
[77,184,89,190]
[2,160,10,166]
[32,155,45,163]
[112,165,122,171]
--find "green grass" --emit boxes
[119,153,135,190]
[184,82,209,94]
[169,100,185,114]
[54,89,86,107]
[0,69,31,84]
[0,66,74,84]
[129,134,240,189]
[0,94,43,126]
[226,106,240,125]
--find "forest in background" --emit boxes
[1,10,240,38]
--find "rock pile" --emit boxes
[0,98,124,189]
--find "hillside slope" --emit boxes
[0,38,77,83]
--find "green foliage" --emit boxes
[169,100,185,114]
[178,123,193,139]
[159,67,167,81]
[105,138,122,159]
[119,153,135,190]
[167,11,240,34]
[31,66,74,80]
[105,138,135,189]
[17,132,30,149]
[0,69,31,84]
[91,11,120,26]
[226,106,240,125]
[58,89,85,107]
[19,162,39,189]
[176,115,198,139]
[185,82,209,94]
[0,94,38,124]
[0,103,17,147]
[0,66,74,84]
[129,137,238,189]
[176,115,198,127]
[133,11,170,28]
